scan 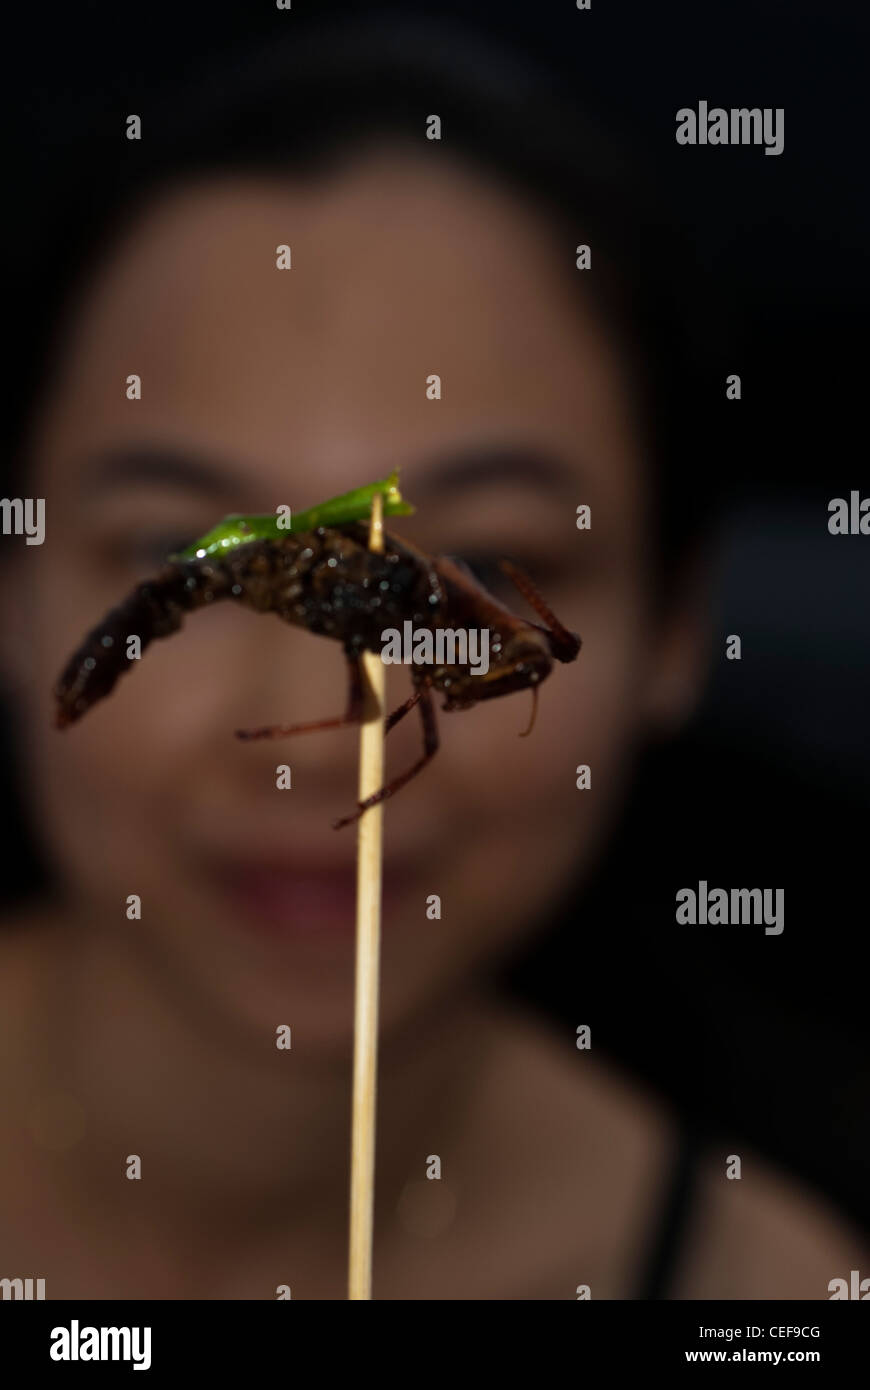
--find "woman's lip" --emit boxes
[208,860,405,938]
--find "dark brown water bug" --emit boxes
[54,521,580,827]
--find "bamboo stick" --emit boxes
[348,491,387,1300]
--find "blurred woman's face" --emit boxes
[3,150,695,1052]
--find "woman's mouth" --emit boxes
[217,862,357,935]
[206,856,410,942]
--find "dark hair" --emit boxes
[10,10,726,591]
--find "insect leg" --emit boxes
[236,660,427,743]
[385,687,423,733]
[332,683,439,829]
[498,559,581,662]
[235,653,366,740]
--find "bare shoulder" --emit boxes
[671,1146,867,1300]
[469,996,675,1298]
[0,914,40,1020]
[473,998,866,1300]
[0,908,64,1062]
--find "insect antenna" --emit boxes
[519,684,539,737]
[498,560,581,662]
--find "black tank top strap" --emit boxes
[632,1121,703,1300]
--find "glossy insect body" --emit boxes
[55,524,433,726]
[54,522,580,825]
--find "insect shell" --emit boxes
[54,522,581,730]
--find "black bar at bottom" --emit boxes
[1,1299,867,1376]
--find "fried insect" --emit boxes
[54,523,580,827]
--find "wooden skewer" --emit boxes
[348,490,387,1301]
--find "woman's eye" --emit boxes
[458,554,508,593]
[455,552,560,595]
[142,532,198,561]
[98,531,200,571]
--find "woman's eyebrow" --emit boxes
[77,445,240,496]
[413,446,578,499]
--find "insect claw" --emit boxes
[518,685,539,737]
[498,559,580,662]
